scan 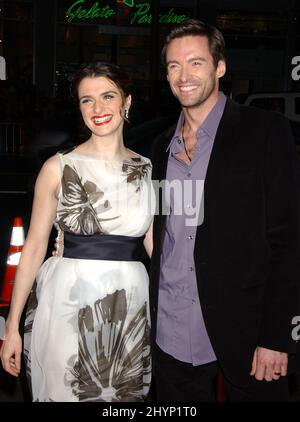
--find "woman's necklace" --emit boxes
[182,123,192,163]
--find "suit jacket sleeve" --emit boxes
[259,114,300,352]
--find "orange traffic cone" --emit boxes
[1,217,25,304]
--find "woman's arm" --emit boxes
[143,222,153,258]
[0,154,61,376]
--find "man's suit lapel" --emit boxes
[195,99,241,257]
[153,100,242,260]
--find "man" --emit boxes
[150,19,300,402]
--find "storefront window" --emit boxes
[0,0,34,121]
[217,11,286,50]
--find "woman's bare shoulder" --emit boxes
[35,154,62,191]
[40,154,61,173]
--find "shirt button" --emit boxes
[192,299,196,304]
[188,235,193,240]
[190,267,194,271]
[178,139,181,144]
[187,172,191,177]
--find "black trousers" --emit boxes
[154,344,290,402]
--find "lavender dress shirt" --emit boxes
[156,92,227,365]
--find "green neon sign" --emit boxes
[123,0,134,6]
[66,1,189,25]
[66,0,115,22]
[130,3,188,25]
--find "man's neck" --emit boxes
[183,92,220,133]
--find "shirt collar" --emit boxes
[167,92,227,152]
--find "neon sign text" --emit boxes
[130,3,188,25]
[66,1,189,25]
[66,0,115,22]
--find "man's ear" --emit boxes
[216,60,226,79]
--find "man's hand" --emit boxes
[250,347,288,381]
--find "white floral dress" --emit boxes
[24,150,154,402]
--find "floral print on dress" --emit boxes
[122,158,151,192]
[67,289,151,402]
[57,165,115,235]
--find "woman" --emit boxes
[0,62,154,402]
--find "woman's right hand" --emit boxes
[52,230,63,256]
[0,330,22,377]
[52,241,58,256]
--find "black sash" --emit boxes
[63,232,145,261]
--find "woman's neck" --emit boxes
[81,135,128,160]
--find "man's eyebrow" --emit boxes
[166,57,207,67]
[188,56,207,63]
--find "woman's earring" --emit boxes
[124,109,129,120]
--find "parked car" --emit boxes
[240,92,300,150]
[243,92,300,123]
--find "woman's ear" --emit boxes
[125,94,132,111]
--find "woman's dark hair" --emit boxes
[71,61,131,103]
[161,19,225,69]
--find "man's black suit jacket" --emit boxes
[150,98,300,386]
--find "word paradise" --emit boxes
[66,0,189,25]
